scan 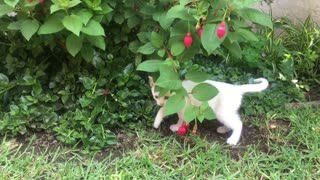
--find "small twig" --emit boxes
[164,46,173,59]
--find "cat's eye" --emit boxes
[164,96,169,100]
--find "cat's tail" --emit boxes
[239,78,269,94]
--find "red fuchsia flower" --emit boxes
[177,122,190,137]
[178,126,187,136]
[103,89,109,95]
[217,21,226,39]
[182,122,190,129]
[39,0,45,3]
[184,32,193,48]
[28,0,33,2]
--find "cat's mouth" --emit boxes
[156,96,170,106]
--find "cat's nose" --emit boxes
[157,101,164,106]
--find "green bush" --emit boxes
[0,48,154,150]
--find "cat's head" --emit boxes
[148,76,169,106]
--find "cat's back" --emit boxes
[182,80,198,92]
[182,79,233,93]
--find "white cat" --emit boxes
[149,76,269,145]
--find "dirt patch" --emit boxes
[304,87,320,101]
[4,132,60,153]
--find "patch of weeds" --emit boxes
[277,16,320,81]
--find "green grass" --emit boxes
[1,107,320,179]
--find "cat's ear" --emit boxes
[148,76,155,87]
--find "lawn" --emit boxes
[1,107,319,179]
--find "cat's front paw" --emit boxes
[226,137,239,145]
[153,121,160,129]
[169,124,179,132]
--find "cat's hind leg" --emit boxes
[216,112,243,145]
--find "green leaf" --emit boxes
[157,49,166,57]
[80,97,92,107]
[114,13,124,24]
[4,0,19,7]
[79,77,96,90]
[156,64,182,90]
[171,41,185,56]
[191,83,219,101]
[185,71,210,82]
[137,42,156,55]
[127,16,140,28]
[153,12,174,30]
[32,82,42,96]
[184,104,199,123]
[7,20,23,30]
[237,28,259,41]
[38,14,64,34]
[237,8,273,29]
[151,31,164,48]
[50,4,64,14]
[106,137,118,145]
[202,23,225,54]
[86,35,105,50]
[203,106,216,120]
[100,3,113,14]
[128,40,140,53]
[61,95,70,104]
[21,19,39,41]
[0,4,14,17]
[81,46,94,63]
[21,75,36,85]
[167,5,195,21]
[200,102,216,121]
[66,34,83,57]
[76,9,93,25]
[222,38,242,59]
[179,0,193,6]
[154,86,169,97]
[137,32,151,43]
[81,20,105,36]
[10,105,20,115]
[164,94,186,116]
[0,73,9,86]
[68,0,81,8]
[63,14,83,36]
[136,60,164,72]
[197,1,210,15]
